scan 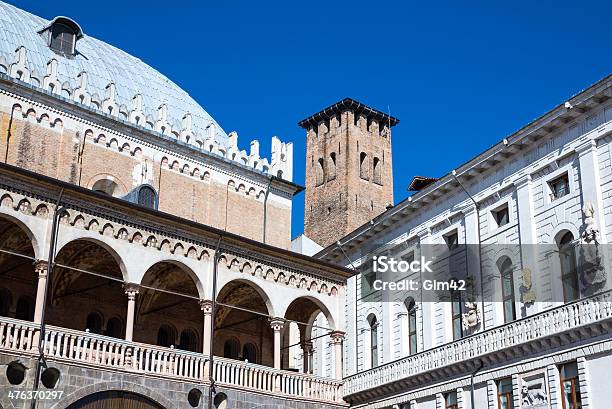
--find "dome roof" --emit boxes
[0,1,228,145]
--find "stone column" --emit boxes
[124,284,139,342]
[462,206,484,330]
[200,300,213,356]
[33,261,49,324]
[577,140,606,242]
[418,228,434,349]
[330,331,345,379]
[457,387,465,409]
[270,319,284,370]
[576,356,592,408]
[301,341,313,374]
[514,174,540,315]
[547,363,561,408]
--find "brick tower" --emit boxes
[299,98,398,247]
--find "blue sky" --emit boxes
[12,0,612,237]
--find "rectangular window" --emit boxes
[445,391,458,409]
[444,230,459,250]
[497,378,514,409]
[493,204,509,227]
[451,291,463,340]
[408,308,417,355]
[549,173,570,201]
[559,362,582,409]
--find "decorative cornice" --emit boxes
[0,163,351,284]
[0,77,302,196]
[317,75,612,262]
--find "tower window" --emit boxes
[328,152,337,181]
[315,158,325,186]
[373,157,382,185]
[360,152,369,180]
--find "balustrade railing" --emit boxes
[0,318,343,403]
[344,290,612,396]
[213,356,342,402]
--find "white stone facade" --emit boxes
[316,75,612,408]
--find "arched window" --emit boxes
[360,152,369,180]
[15,296,34,321]
[85,312,103,335]
[373,157,382,185]
[105,317,122,339]
[498,257,516,322]
[92,179,119,197]
[179,329,198,352]
[157,324,177,348]
[450,290,463,340]
[137,186,157,209]
[242,343,257,363]
[0,288,12,317]
[223,338,240,360]
[367,315,378,368]
[328,152,337,181]
[404,298,417,355]
[315,158,325,186]
[50,23,76,55]
[558,232,579,302]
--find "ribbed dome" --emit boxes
[0,1,228,145]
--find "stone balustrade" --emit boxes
[344,290,612,397]
[213,356,342,402]
[0,318,344,404]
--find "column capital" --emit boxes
[417,227,431,240]
[34,260,48,277]
[513,173,533,189]
[460,204,478,217]
[575,138,597,156]
[301,341,314,353]
[269,318,285,332]
[330,330,345,344]
[123,283,139,299]
[199,299,213,314]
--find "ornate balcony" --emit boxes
[344,290,612,400]
[0,318,344,404]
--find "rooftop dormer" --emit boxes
[39,16,83,57]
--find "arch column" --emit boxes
[301,341,313,374]
[200,300,213,355]
[330,331,345,379]
[270,318,285,371]
[124,284,139,342]
[33,261,48,324]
